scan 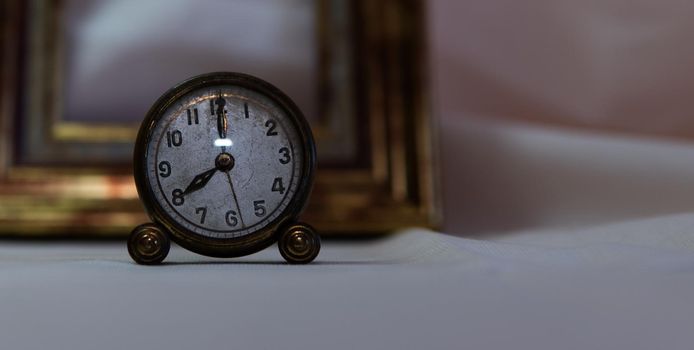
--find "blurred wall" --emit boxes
[62,0,317,124]
[428,0,694,235]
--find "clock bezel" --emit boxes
[133,72,316,258]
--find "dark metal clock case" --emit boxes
[133,72,317,258]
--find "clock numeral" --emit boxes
[253,200,266,217]
[167,130,183,147]
[278,147,291,164]
[272,177,285,194]
[244,102,249,119]
[265,120,278,136]
[195,207,207,224]
[187,108,199,125]
[158,161,171,177]
[172,189,184,206]
[225,210,238,227]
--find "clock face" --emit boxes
[144,84,305,239]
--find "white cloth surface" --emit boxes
[3,214,694,350]
[438,117,694,235]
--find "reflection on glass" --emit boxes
[214,138,233,147]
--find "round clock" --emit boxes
[128,72,320,265]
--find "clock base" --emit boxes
[127,221,321,264]
[128,223,171,265]
[278,222,321,264]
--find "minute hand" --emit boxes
[215,96,227,139]
[182,168,217,195]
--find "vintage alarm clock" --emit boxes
[128,72,320,265]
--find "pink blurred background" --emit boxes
[429,0,694,235]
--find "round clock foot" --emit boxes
[278,222,320,264]
[128,223,171,265]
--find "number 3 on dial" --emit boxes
[279,147,291,164]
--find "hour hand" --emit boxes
[183,168,217,195]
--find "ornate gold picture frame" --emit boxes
[0,0,439,237]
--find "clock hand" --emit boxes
[215,95,227,139]
[224,172,245,228]
[182,168,217,195]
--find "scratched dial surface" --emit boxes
[146,85,303,239]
